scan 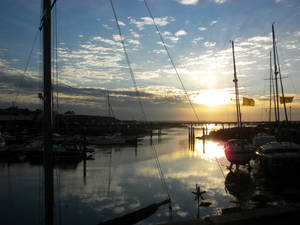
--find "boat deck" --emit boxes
[159,205,300,225]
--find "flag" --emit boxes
[243,97,255,106]
[280,96,294,104]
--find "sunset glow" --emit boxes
[192,89,231,106]
[191,140,225,160]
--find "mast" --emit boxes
[269,51,272,122]
[231,41,242,129]
[272,23,280,125]
[276,44,289,122]
[270,51,278,123]
[42,0,54,224]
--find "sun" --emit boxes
[192,89,231,106]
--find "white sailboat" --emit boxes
[254,24,300,174]
[224,41,255,169]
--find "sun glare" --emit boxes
[191,140,225,160]
[193,89,230,106]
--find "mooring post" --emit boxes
[202,127,205,154]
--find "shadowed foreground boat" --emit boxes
[98,198,170,225]
[159,205,300,225]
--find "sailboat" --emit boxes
[224,41,255,169]
[252,51,277,147]
[254,24,300,174]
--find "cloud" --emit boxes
[118,20,126,26]
[198,27,207,31]
[103,24,113,30]
[210,20,217,26]
[177,0,198,5]
[247,36,271,42]
[204,41,216,47]
[212,0,227,4]
[128,39,140,46]
[294,31,300,37]
[129,29,140,38]
[175,30,187,36]
[153,49,165,54]
[129,16,175,30]
[192,37,204,44]
[92,36,122,47]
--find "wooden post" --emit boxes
[202,127,205,154]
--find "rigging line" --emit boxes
[55,166,62,225]
[109,0,171,199]
[143,0,200,122]
[214,156,226,179]
[13,29,40,106]
[54,3,59,114]
[275,43,288,121]
[110,0,148,122]
[144,0,225,193]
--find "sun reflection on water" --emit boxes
[190,139,225,160]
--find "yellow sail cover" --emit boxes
[243,97,255,106]
[280,96,294,104]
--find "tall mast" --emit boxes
[272,23,280,125]
[42,0,54,224]
[231,41,242,129]
[269,51,272,122]
[276,44,289,122]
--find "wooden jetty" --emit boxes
[159,205,300,225]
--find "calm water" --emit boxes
[1,126,299,225]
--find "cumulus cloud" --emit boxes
[92,36,122,47]
[212,0,227,4]
[177,0,198,5]
[210,20,217,26]
[175,30,187,36]
[294,31,300,37]
[198,27,207,31]
[247,36,271,42]
[103,24,112,30]
[129,29,140,38]
[204,41,216,47]
[192,37,204,45]
[118,20,126,26]
[129,16,175,30]
[128,39,140,46]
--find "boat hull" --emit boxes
[224,139,255,165]
[225,148,254,165]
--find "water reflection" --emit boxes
[2,127,299,225]
[224,169,255,208]
[192,140,225,160]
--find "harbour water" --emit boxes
[1,125,300,225]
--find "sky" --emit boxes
[0,0,300,122]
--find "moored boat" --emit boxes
[25,141,83,161]
[224,139,255,167]
[252,133,277,147]
[224,41,256,169]
[255,141,300,173]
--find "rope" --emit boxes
[143,0,200,122]
[143,0,228,201]
[109,0,171,201]
[55,166,62,225]
[53,3,60,114]
[13,29,40,106]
